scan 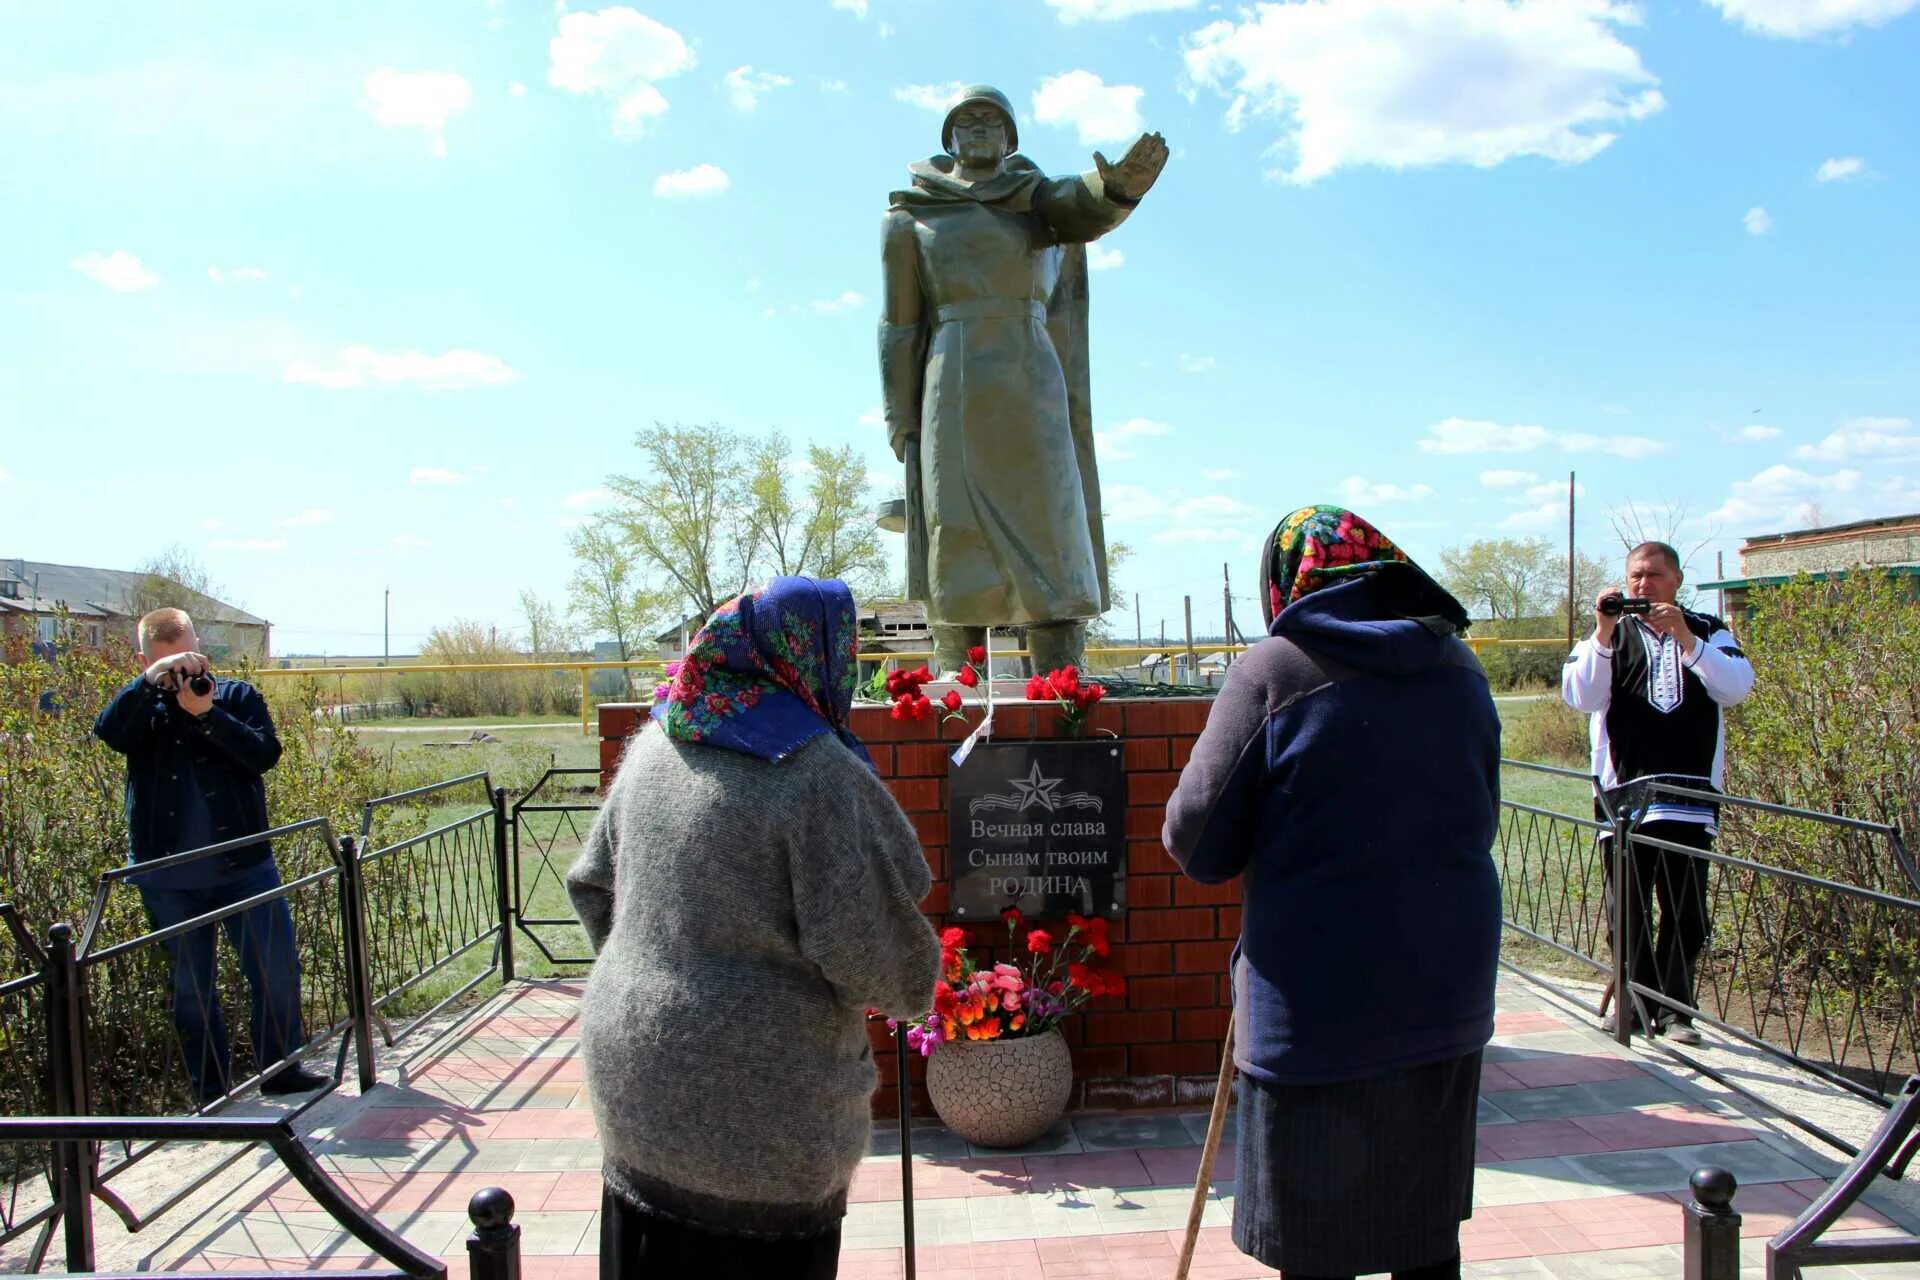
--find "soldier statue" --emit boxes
[879,84,1168,674]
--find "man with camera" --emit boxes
[93,608,326,1103]
[1562,541,1755,1045]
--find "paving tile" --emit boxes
[1668,1140,1817,1185]
[1560,1149,1694,1194]
[1479,1096,1518,1125]
[868,1123,972,1160]
[1069,1113,1194,1151]
[1025,1149,1152,1192]
[1135,1141,1235,1185]
[965,1119,1084,1158]
[1179,1107,1238,1145]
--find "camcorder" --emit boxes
[1599,594,1652,618]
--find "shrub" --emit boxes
[1506,695,1589,768]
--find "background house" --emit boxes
[1700,513,1920,615]
[0,558,270,659]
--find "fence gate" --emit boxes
[510,768,602,967]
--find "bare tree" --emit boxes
[124,545,228,618]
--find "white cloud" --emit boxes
[1417,417,1668,457]
[1709,463,1866,528]
[653,163,730,197]
[276,508,336,528]
[1104,484,1168,521]
[1499,501,1564,531]
[1704,0,1917,38]
[363,68,472,156]
[1043,0,1199,20]
[562,486,614,509]
[209,537,287,552]
[284,347,521,390]
[1479,469,1541,488]
[1155,526,1248,545]
[1744,206,1773,235]
[509,80,529,98]
[1816,156,1865,182]
[820,78,850,93]
[547,7,695,136]
[0,465,11,485]
[199,518,223,531]
[1094,416,1173,459]
[724,65,792,111]
[1736,423,1784,441]
[206,266,268,284]
[1338,475,1434,505]
[831,0,868,14]
[391,534,432,549]
[1087,244,1125,271]
[1184,0,1664,184]
[1173,493,1256,521]
[894,81,967,113]
[1201,468,1235,481]
[72,250,159,292]
[1179,353,1216,374]
[1032,70,1144,145]
[858,406,885,426]
[1793,416,1920,462]
[409,467,469,487]
[809,290,868,314]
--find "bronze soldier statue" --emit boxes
[879,84,1168,673]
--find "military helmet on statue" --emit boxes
[942,84,1019,155]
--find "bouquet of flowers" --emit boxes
[885,645,986,722]
[902,909,1124,1056]
[1025,665,1107,738]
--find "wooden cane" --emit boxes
[1175,1016,1236,1280]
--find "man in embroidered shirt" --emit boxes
[1562,541,1755,1045]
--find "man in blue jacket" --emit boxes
[94,608,327,1103]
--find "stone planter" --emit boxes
[925,1027,1073,1148]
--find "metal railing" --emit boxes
[0,1115,524,1279]
[1494,763,1920,1164]
[509,768,601,968]
[0,770,530,1269]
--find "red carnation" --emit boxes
[955,665,979,688]
[1025,675,1049,701]
[1084,916,1112,957]
[1026,928,1054,954]
[941,926,966,948]
[967,645,987,664]
[942,690,962,712]
[1001,907,1024,928]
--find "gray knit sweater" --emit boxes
[566,726,940,1238]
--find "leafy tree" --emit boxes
[124,544,228,618]
[517,589,576,660]
[605,423,755,617]
[567,520,673,696]
[802,443,887,590]
[1438,537,1559,623]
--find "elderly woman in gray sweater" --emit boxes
[567,577,940,1279]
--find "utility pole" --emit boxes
[1716,551,1726,618]
[1566,470,1577,653]
[383,588,390,666]
[1222,563,1233,668]
[1134,593,1141,647]
[1184,596,1196,687]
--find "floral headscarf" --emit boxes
[651,577,872,770]
[1260,505,1413,626]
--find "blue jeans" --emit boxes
[137,860,306,1102]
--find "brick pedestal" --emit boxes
[598,696,1237,1116]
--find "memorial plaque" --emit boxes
[948,740,1126,919]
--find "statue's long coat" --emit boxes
[878,155,1129,626]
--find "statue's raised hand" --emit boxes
[1094,132,1169,205]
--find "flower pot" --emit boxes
[925,1027,1073,1148]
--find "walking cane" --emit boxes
[1175,1016,1236,1280]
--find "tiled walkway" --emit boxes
[118,979,1917,1280]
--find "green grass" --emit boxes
[352,712,588,728]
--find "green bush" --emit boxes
[1506,695,1589,768]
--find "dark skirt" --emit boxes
[1233,1049,1482,1275]
[599,1186,842,1279]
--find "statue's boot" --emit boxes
[930,624,986,676]
[1026,621,1088,674]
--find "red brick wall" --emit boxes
[598,697,1238,1115]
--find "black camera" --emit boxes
[1599,594,1652,618]
[186,673,214,697]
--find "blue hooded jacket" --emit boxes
[1162,570,1502,1085]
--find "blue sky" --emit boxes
[3,0,1916,653]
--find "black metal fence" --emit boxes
[1495,761,1920,1158]
[0,769,550,1270]
[509,767,600,968]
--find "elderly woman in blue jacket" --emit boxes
[1163,505,1502,1280]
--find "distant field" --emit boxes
[352,712,585,728]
